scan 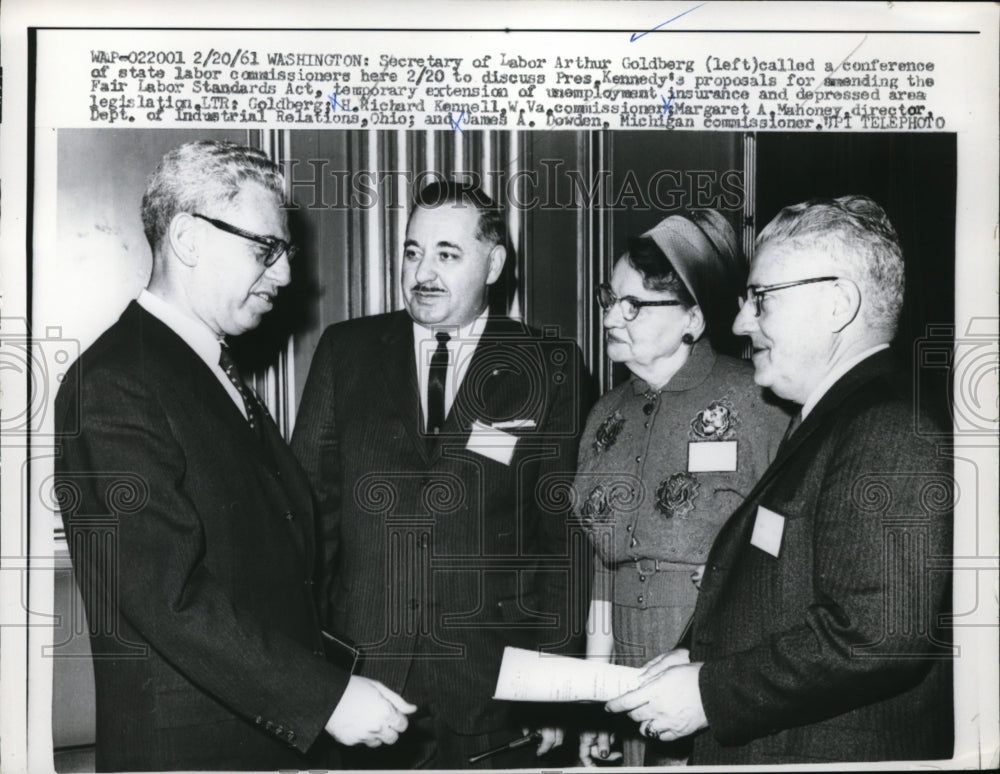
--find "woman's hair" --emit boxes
[625,235,697,307]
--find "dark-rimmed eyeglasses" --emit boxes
[595,283,683,322]
[739,276,841,317]
[192,213,297,267]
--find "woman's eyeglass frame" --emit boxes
[595,283,684,322]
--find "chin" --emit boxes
[409,310,444,326]
[406,302,442,323]
[753,373,780,396]
[230,313,265,336]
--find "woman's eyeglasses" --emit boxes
[595,283,683,322]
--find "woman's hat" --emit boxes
[642,211,747,355]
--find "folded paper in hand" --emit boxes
[492,646,642,702]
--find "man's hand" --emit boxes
[637,647,691,681]
[605,662,707,743]
[325,675,417,747]
[578,729,623,766]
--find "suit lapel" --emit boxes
[696,350,901,633]
[130,303,259,442]
[725,350,898,512]
[378,312,431,463]
[258,414,316,570]
[131,304,303,481]
[372,313,538,464]
[130,303,321,568]
[427,316,533,462]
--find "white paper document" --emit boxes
[493,647,642,702]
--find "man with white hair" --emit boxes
[606,195,953,764]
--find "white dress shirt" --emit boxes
[413,307,490,430]
[137,289,248,419]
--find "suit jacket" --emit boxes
[55,302,350,772]
[688,349,954,764]
[292,310,590,734]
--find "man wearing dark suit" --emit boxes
[55,140,413,771]
[292,181,589,768]
[606,195,953,764]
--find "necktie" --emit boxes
[779,411,802,450]
[219,344,260,434]
[426,331,450,437]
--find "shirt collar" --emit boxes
[136,288,224,370]
[412,306,490,349]
[800,343,891,420]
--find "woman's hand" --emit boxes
[578,729,623,766]
[525,726,564,756]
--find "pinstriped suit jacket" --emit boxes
[56,302,349,771]
[689,349,953,764]
[292,310,590,735]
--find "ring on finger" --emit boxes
[642,722,659,739]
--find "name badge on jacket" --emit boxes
[688,440,738,472]
[466,420,521,465]
[750,505,786,557]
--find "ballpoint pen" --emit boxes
[468,730,543,764]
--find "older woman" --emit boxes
[575,212,790,767]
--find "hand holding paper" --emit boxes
[493,647,642,703]
[638,647,691,681]
[605,661,708,743]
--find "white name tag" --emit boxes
[750,505,786,558]
[688,440,738,472]
[466,420,518,465]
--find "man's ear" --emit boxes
[485,244,507,285]
[829,278,861,333]
[168,212,200,268]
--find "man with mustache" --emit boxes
[56,140,413,771]
[293,181,589,768]
[606,195,953,764]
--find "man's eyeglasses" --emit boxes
[192,213,297,267]
[595,282,683,322]
[739,276,841,317]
